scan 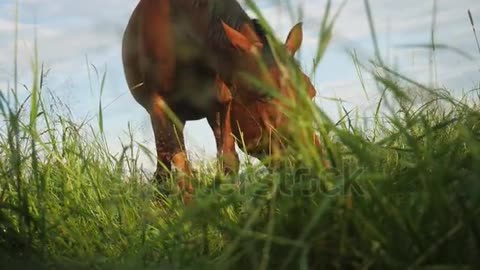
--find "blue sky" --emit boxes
[1,0,479,170]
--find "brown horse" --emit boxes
[122,0,320,201]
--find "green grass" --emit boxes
[1,1,480,269]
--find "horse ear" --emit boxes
[285,22,303,55]
[222,21,261,54]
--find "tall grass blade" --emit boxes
[468,9,480,55]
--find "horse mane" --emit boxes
[250,19,275,66]
[203,1,275,65]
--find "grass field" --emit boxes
[1,1,480,269]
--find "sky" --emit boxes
[1,0,479,170]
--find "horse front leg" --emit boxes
[207,79,239,175]
[149,96,193,204]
